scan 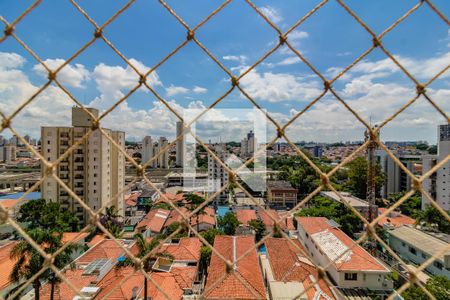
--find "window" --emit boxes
[409,246,417,255]
[345,273,358,281]
[434,261,443,270]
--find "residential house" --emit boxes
[296,217,392,291]
[260,238,336,300]
[135,209,170,237]
[266,180,298,208]
[204,236,266,300]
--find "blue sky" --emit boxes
[1,0,449,143]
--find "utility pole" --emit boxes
[365,125,378,223]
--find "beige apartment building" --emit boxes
[41,107,125,225]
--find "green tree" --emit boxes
[345,157,384,199]
[201,228,223,245]
[388,192,421,217]
[9,229,79,300]
[296,196,362,237]
[218,212,239,235]
[99,206,123,238]
[415,205,450,233]
[403,276,450,300]
[17,199,79,232]
[248,219,266,242]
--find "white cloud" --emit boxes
[166,85,208,96]
[263,56,301,68]
[288,30,309,43]
[0,52,26,69]
[259,6,283,24]
[192,86,207,94]
[240,69,322,103]
[223,55,247,64]
[33,58,90,88]
[166,85,190,96]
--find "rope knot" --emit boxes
[90,120,100,130]
[136,165,144,177]
[1,118,11,130]
[48,71,56,81]
[45,165,55,176]
[372,37,381,47]
[231,76,238,86]
[94,28,103,38]
[139,74,146,85]
[4,25,13,36]
[276,127,284,139]
[187,30,194,41]
[323,80,331,91]
[416,84,425,95]
[279,35,287,45]
[320,173,329,186]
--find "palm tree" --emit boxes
[9,229,78,300]
[117,233,173,300]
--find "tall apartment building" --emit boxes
[0,145,17,164]
[157,137,169,169]
[240,130,257,157]
[175,121,184,167]
[208,143,229,200]
[375,150,420,199]
[41,107,125,225]
[422,124,450,210]
[141,136,154,166]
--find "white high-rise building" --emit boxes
[208,143,229,200]
[157,136,169,169]
[176,121,184,167]
[0,144,16,163]
[240,130,257,157]
[376,150,420,199]
[41,107,125,225]
[141,136,154,166]
[422,124,450,211]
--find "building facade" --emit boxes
[175,121,184,167]
[141,136,154,166]
[376,150,420,199]
[422,124,450,210]
[41,107,125,225]
[266,180,298,208]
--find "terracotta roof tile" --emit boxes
[297,217,388,272]
[377,208,415,228]
[136,208,170,233]
[0,242,18,290]
[61,232,89,244]
[160,237,202,262]
[265,238,335,300]
[236,209,257,225]
[204,236,266,299]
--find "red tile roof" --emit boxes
[265,238,335,300]
[76,239,135,265]
[377,208,415,228]
[204,236,266,299]
[191,207,215,227]
[87,234,106,248]
[125,192,140,206]
[236,209,257,225]
[61,232,89,244]
[159,237,201,262]
[297,217,388,272]
[0,242,18,290]
[258,209,280,227]
[136,208,170,233]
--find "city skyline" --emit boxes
[1,1,449,143]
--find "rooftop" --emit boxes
[321,191,369,208]
[236,209,257,225]
[0,242,17,290]
[136,208,170,233]
[267,180,296,191]
[204,235,266,299]
[377,208,415,228]
[263,238,335,300]
[297,217,389,272]
[389,225,450,257]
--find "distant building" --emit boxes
[388,225,450,278]
[157,136,169,169]
[266,180,298,208]
[376,149,420,199]
[41,107,125,225]
[422,124,450,211]
[296,217,392,291]
[208,143,229,200]
[320,191,376,221]
[241,130,257,156]
[141,136,154,166]
[176,121,184,167]
[376,208,415,229]
[304,144,323,158]
[0,144,16,163]
[204,235,266,300]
